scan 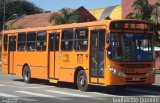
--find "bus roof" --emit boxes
[2,19,153,34]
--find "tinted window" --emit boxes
[61,29,74,51]
[3,34,8,51]
[9,36,16,51]
[27,32,36,51]
[18,32,26,51]
[74,28,88,51]
[49,33,59,51]
[36,31,46,51]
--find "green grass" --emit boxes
[154,69,160,74]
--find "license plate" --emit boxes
[132,78,140,81]
[122,68,136,73]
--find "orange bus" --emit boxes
[1,20,155,91]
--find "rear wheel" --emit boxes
[77,70,89,92]
[23,65,31,83]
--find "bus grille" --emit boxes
[125,73,146,75]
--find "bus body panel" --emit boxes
[2,52,9,74]
[58,52,90,83]
[14,52,48,79]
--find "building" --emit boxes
[122,0,160,19]
[6,12,52,28]
[6,6,97,29]
[89,5,122,20]
[6,6,122,29]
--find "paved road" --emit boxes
[0,73,160,103]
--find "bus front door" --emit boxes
[8,36,16,74]
[49,33,60,80]
[90,30,105,84]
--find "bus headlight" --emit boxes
[146,70,154,76]
[108,66,126,77]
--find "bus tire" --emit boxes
[77,70,89,92]
[23,65,31,83]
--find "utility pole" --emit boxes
[2,0,6,31]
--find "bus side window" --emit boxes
[18,32,26,51]
[3,34,8,51]
[74,28,88,51]
[27,32,36,51]
[61,29,74,51]
[36,31,47,51]
[49,34,59,51]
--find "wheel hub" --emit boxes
[25,71,29,80]
[79,76,85,86]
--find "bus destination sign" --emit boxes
[124,23,148,30]
[110,21,154,31]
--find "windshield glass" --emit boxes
[108,33,153,62]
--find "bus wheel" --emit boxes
[23,65,31,83]
[77,70,89,92]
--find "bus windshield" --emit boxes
[108,33,153,62]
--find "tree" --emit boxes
[0,0,44,30]
[49,8,82,25]
[126,0,160,41]
[126,0,159,22]
[0,0,11,4]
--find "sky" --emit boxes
[27,0,121,12]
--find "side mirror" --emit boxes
[106,33,110,44]
[106,33,110,48]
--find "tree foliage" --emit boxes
[0,0,44,30]
[126,0,160,24]
[49,8,82,25]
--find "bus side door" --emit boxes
[49,33,60,79]
[90,29,105,84]
[8,36,17,74]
